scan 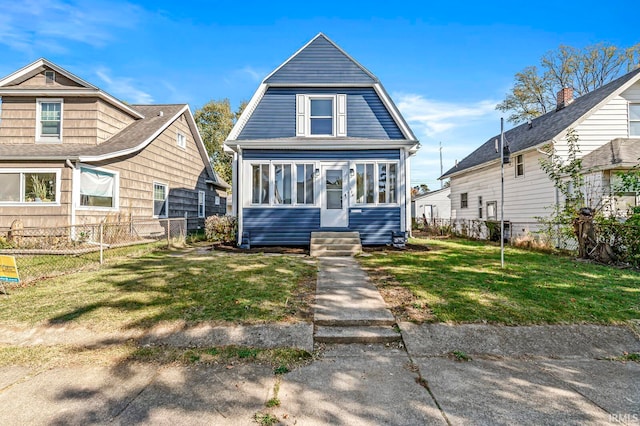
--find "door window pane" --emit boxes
[326,169,342,210]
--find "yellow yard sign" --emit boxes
[0,255,20,283]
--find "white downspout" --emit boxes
[66,159,77,233]
[236,149,243,246]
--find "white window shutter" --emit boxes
[336,94,347,137]
[296,94,306,136]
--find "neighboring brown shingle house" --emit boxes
[0,59,228,231]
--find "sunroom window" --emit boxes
[252,164,270,204]
[296,164,315,205]
[274,164,292,204]
[356,162,398,205]
[250,163,314,206]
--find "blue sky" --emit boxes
[0,0,637,189]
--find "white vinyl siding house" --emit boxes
[442,69,640,240]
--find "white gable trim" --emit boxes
[373,84,417,141]
[226,83,267,141]
[551,71,640,142]
[0,58,144,120]
[262,33,379,83]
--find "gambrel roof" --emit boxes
[226,33,418,148]
[441,67,640,179]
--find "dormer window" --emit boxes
[310,98,333,135]
[296,94,347,137]
[44,70,55,85]
[630,104,640,137]
[36,98,62,143]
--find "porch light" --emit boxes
[349,168,355,177]
[314,168,320,178]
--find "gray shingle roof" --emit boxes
[0,104,184,159]
[581,138,640,171]
[441,68,640,179]
[0,103,230,189]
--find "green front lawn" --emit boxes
[0,250,316,330]
[359,238,640,325]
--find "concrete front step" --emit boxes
[310,238,362,245]
[312,231,360,238]
[314,316,396,327]
[314,325,402,344]
[310,231,362,257]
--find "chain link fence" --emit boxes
[413,217,640,267]
[0,218,186,284]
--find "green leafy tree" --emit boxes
[498,43,640,124]
[537,128,584,243]
[194,99,247,186]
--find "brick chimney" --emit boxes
[556,87,574,110]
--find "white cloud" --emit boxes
[223,66,267,87]
[395,93,499,137]
[395,93,504,188]
[96,68,153,104]
[239,66,262,82]
[0,0,141,53]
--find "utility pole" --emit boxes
[439,141,443,189]
[500,118,505,268]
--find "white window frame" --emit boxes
[176,131,186,149]
[247,161,318,208]
[487,201,498,220]
[36,98,63,143]
[44,70,55,85]
[515,154,524,178]
[76,165,119,211]
[354,161,400,206]
[629,103,640,137]
[296,94,347,137]
[0,168,61,206]
[461,192,468,209]
[198,190,205,218]
[153,182,169,218]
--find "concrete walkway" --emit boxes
[0,256,638,425]
[313,257,399,343]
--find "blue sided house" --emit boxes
[224,33,420,247]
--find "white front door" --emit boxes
[321,163,349,228]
